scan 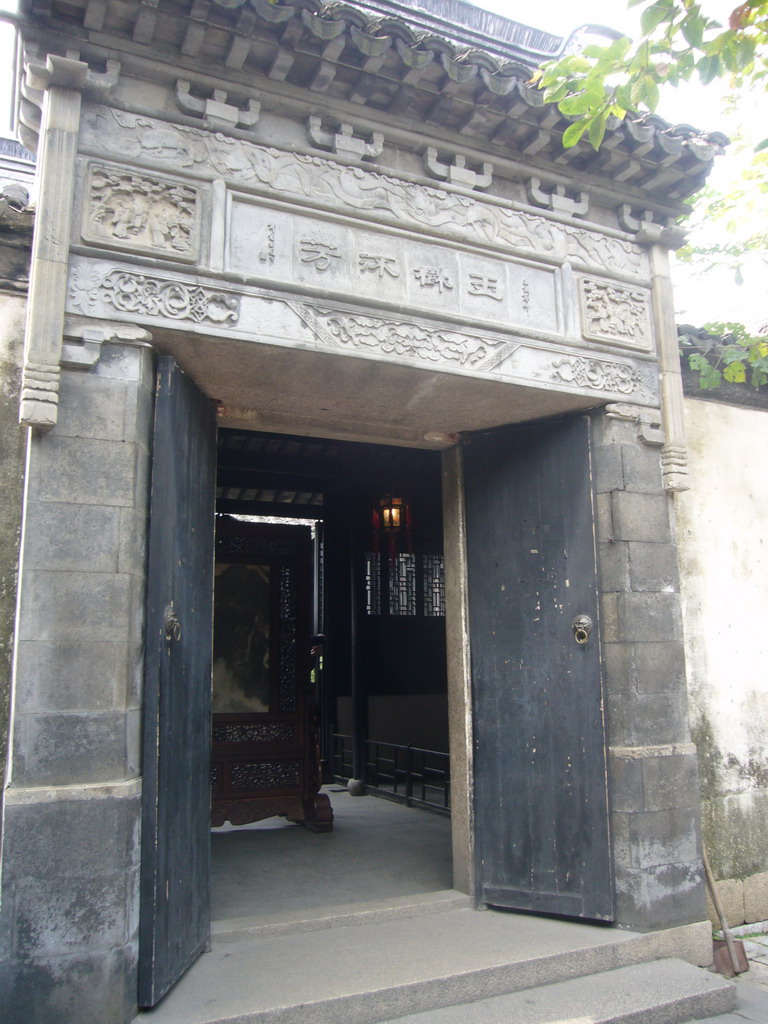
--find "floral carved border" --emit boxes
[68,264,240,325]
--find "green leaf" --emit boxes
[723,361,747,383]
[559,92,598,115]
[562,121,588,148]
[642,73,661,108]
[588,112,608,150]
[641,2,673,35]
[697,53,722,83]
[681,15,705,48]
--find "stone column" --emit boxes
[1,342,155,1024]
[18,54,118,430]
[592,407,708,943]
[442,445,474,896]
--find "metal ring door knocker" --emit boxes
[164,603,182,642]
[572,614,593,646]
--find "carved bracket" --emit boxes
[307,116,383,160]
[605,402,665,447]
[61,323,153,370]
[25,53,119,98]
[176,80,260,130]
[527,178,589,217]
[424,148,492,190]
[618,205,687,250]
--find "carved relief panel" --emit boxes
[81,163,202,262]
[578,277,653,352]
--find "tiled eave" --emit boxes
[19,0,727,204]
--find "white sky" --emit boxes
[0,0,764,326]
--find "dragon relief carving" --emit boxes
[85,107,645,278]
[579,278,652,348]
[84,164,200,260]
[68,264,240,325]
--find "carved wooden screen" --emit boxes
[210,517,332,831]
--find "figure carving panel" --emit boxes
[83,107,647,279]
[579,277,653,351]
[82,163,201,261]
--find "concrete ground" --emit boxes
[206,789,768,1024]
[698,940,768,1023]
[210,786,452,920]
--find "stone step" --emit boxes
[377,959,735,1024]
[135,904,722,1024]
[212,889,471,943]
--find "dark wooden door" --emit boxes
[463,415,613,921]
[139,357,217,1007]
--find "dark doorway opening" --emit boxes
[210,427,451,922]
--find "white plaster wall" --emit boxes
[677,396,768,886]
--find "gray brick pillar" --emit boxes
[0,342,154,1023]
[592,408,707,931]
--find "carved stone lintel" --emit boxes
[527,177,589,217]
[20,361,61,430]
[661,443,689,492]
[307,116,383,160]
[424,148,492,190]
[175,80,260,130]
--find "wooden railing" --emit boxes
[332,734,450,815]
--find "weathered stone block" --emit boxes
[614,859,707,930]
[609,755,644,812]
[11,711,139,785]
[97,343,154,386]
[27,435,141,508]
[4,946,136,1024]
[602,641,636,695]
[607,691,690,747]
[123,377,155,453]
[610,810,632,871]
[621,444,663,493]
[705,877,745,929]
[598,541,630,592]
[595,491,613,541]
[616,592,683,643]
[642,753,700,812]
[599,592,619,644]
[744,871,768,924]
[19,570,133,644]
[14,640,123,712]
[2,794,140,882]
[637,691,692,746]
[612,492,671,543]
[22,501,121,574]
[14,873,131,957]
[628,542,680,593]
[634,641,687,694]
[56,373,128,442]
[593,443,624,493]
[629,807,700,869]
[117,508,147,578]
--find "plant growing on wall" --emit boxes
[532,0,768,387]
